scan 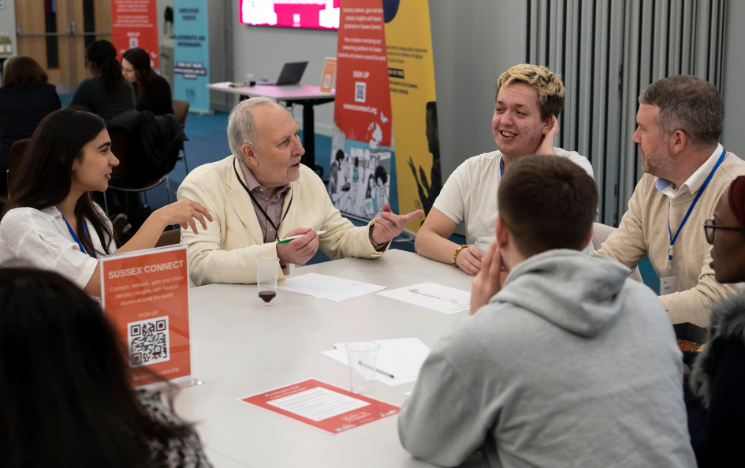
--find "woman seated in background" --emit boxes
[0,108,211,297]
[70,40,136,122]
[685,175,745,467]
[0,56,61,196]
[122,47,174,115]
[0,268,213,467]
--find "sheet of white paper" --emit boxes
[321,338,430,386]
[403,391,412,397]
[266,387,369,422]
[377,282,470,314]
[278,273,386,302]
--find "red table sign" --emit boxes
[100,245,191,387]
[241,379,399,434]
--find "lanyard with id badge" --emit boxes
[660,148,726,295]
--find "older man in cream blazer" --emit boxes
[177,97,423,286]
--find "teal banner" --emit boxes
[174,0,210,112]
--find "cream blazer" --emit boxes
[177,155,385,286]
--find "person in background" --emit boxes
[122,48,174,116]
[593,75,745,327]
[0,56,61,196]
[70,40,135,122]
[178,97,423,286]
[0,108,211,297]
[399,155,695,468]
[414,64,594,275]
[684,175,745,467]
[0,267,213,468]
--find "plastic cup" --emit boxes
[475,236,496,256]
[345,342,380,394]
[255,257,279,308]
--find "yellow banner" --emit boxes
[383,0,440,232]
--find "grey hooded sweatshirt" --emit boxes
[399,250,695,468]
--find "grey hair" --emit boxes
[639,75,723,149]
[227,96,279,156]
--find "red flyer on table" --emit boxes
[241,379,399,434]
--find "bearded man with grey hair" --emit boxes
[593,75,745,327]
[177,97,422,285]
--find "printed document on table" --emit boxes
[321,338,430,386]
[267,387,369,422]
[377,282,470,314]
[278,273,385,302]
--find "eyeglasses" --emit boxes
[703,219,745,244]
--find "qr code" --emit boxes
[355,82,366,102]
[129,37,138,48]
[128,316,170,368]
[323,75,332,87]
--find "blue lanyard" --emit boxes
[500,158,504,179]
[667,147,727,261]
[60,214,97,258]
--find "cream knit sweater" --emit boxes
[594,151,745,327]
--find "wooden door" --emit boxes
[15,0,111,87]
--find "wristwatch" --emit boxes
[452,244,468,267]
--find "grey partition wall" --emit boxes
[525,0,727,226]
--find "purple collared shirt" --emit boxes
[237,158,292,243]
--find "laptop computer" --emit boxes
[256,61,308,86]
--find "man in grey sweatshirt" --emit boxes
[399,155,695,467]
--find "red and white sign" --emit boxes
[241,379,399,434]
[320,57,337,93]
[100,245,191,387]
[111,0,160,69]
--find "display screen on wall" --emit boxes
[239,0,340,29]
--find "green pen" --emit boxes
[277,231,326,244]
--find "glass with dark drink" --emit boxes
[255,257,279,307]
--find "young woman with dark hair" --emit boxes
[0,267,212,467]
[122,47,174,115]
[0,108,211,296]
[684,175,745,467]
[70,40,136,121]
[0,56,61,195]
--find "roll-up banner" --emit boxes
[111,0,160,70]
[383,0,440,232]
[329,0,393,220]
[328,0,439,232]
[174,0,210,113]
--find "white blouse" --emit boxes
[0,206,116,289]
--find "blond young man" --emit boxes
[593,76,745,327]
[414,64,594,275]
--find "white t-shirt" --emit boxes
[433,148,595,244]
[0,206,116,289]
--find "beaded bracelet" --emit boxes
[452,244,468,268]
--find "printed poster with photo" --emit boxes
[100,245,191,388]
[328,0,393,220]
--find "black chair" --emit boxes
[105,128,171,215]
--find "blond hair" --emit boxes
[496,64,565,120]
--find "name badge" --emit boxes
[659,267,678,296]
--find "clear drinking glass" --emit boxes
[475,236,496,256]
[345,342,380,394]
[255,257,279,307]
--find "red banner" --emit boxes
[334,0,391,145]
[111,0,160,70]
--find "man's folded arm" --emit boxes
[398,344,489,467]
[660,247,742,327]
[593,178,648,269]
[178,180,283,286]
